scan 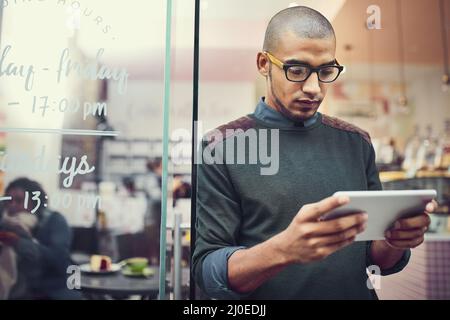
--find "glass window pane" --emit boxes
[0,0,167,300]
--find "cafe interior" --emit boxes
[0,0,449,300]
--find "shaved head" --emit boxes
[263,6,335,53]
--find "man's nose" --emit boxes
[302,72,321,96]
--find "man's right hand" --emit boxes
[274,195,368,264]
[227,195,368,294]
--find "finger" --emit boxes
[299,196,350,222]
[303,214,367,237]
[425,200,438,213]
[385,227,426,240]
[317,236,356,257]
[308,223,366,247]
[386,236,424,249]
[394,213,431,230]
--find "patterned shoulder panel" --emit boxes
[204,115,256,149]
[321,114,372,145]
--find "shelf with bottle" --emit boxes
[380,120,450,182]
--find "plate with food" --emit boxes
[80,255,121,275]
[121,266,155,278]
[120,257,154,278]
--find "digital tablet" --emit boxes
[320,190,437,241]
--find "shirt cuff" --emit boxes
[201,246,248,299]
[366,241,411,276]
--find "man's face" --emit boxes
[4,187,30,215]
[259,31,336,122]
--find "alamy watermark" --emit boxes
[66,265,81,290]
[171,121,280,176]
[367,5,382,30]
[367,265,381,290]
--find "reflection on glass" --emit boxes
[0,0,165,300]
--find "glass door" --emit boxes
[0,0,169,300]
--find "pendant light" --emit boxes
[439,0,450,92]
[395,0,408,109]
[367,19,376,103]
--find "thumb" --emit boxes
[298,195,350,222]
[425,200,438,213]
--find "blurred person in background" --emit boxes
[172,174,192,207]
[0,177,80,299]
[143,158,163,265]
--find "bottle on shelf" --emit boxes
[437,119,450,171]
[97,208,108,230]
[416,124,441,171]
[402,124,422,176]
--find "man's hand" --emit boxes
[274,195,368,264]
[369,200,437,271]
[2,215,33,238]
[228,195,368,294]
[384,200,437,249]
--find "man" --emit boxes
[192,6,436,299]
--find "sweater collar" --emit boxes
[253,97,320,128]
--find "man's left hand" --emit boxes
[384,200,438,249]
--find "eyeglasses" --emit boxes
[264,51,345,83]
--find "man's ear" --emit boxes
[257,52,269,77]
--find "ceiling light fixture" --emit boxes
[395,0,408,109]
[439,0,450,92]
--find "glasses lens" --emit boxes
[318,66,340,82]
[286,66,310,81]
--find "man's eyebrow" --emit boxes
[284,59,337,66]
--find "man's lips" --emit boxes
[294,99,320,109]
[297,99,320,104]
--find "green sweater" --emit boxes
[193,101,409,300]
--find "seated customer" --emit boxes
[0,177,80,299]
